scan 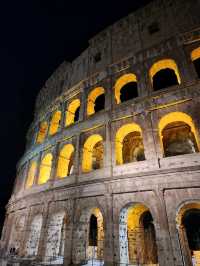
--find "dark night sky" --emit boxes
[0,0,152,233]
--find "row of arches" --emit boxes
[36,46,200,144]
[26,111,200,188]
[11,201,200,265]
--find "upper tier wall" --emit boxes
[35,0,200,118]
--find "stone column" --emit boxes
[60,101,67,130]
[104,193,114,266]
[79,88,87,122]
[154,189,176,266]
[104,122,112,176]
[175,44,194,84]
[73,133,81,177]
[63,198,75,266]
[33,152,42,185]
[19,207,33,257]
[112,210,120,265]
[48,144,59,186]
[149,110,163,160]
[137,64,149,98]
[37,203,49,261]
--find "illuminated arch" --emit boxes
[66,99,80,126]
[149,59,181,89]
[38,153,53,185]
[56,144,74,178]
[114,73,137,104]
[36,121,48,143]
[26,161,37,188]
[191,47,200,78]
[49,110,61,136]
[191,47,200,61]
[87,87,105,116]
[158,112,200,154]
[115,123,143,165]
[119,203,158,265]
[82,134,103,172]
[176,202,200,266]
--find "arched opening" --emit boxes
[89,214,98,246]
[115,73,138,104]
[159,112,199,157]
[94,94,105,113]
[25,215,43,257]
[92,141,104,170]
[73,207,104,265]
[82,134,104,172]
[177,203,200,266]
[74,106,80,122]
[87,87,105,116]
[56,144,74,178]
[45,212,67,263]
[191,47,200,78]
[26,161,37,188]
[36,121,48,144]
[49,111,61,136]
[115,123,145,165]
[66,99,80,126]
[150,59,181,91]
[38,153,53,185]
[119,203,158,265]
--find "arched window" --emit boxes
[119,203,158,265]
[82,134,104,172]
[36,121,48,144]
[49,111,61,136]
[56,144,74,178]
[26,161,37,188]
[38,153,53,185]
[114,74,138,104]
[89,214,98,246]
[115,123,145,165]
[191,47,200,78]
[66,99,80,126]
[87,87,105,116]
[150,59,181,91]
[176,203,200,266]
[74,207,104,263]
[158,112,199,157]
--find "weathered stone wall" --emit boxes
[2,0,200,266]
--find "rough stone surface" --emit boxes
[1,0,200,265]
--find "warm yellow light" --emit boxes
[115,123,142,165]
[114,74,137,104]
[149,59,181,84]
[49,111,61,136]
[38,153,53,184]
[191,47,200,61]
[26,161,37,188]
[90,207,104,258]
[36,121,48,144]
[158,111,200,152]
[66,99,80,126]
[176,202,200,226]
[127,204,148,229]
[82,134,103,172]
[56,144,74,178]
[87,87,105,116]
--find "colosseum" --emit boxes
[1,0,200,265]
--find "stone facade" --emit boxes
[1,0,200,265]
